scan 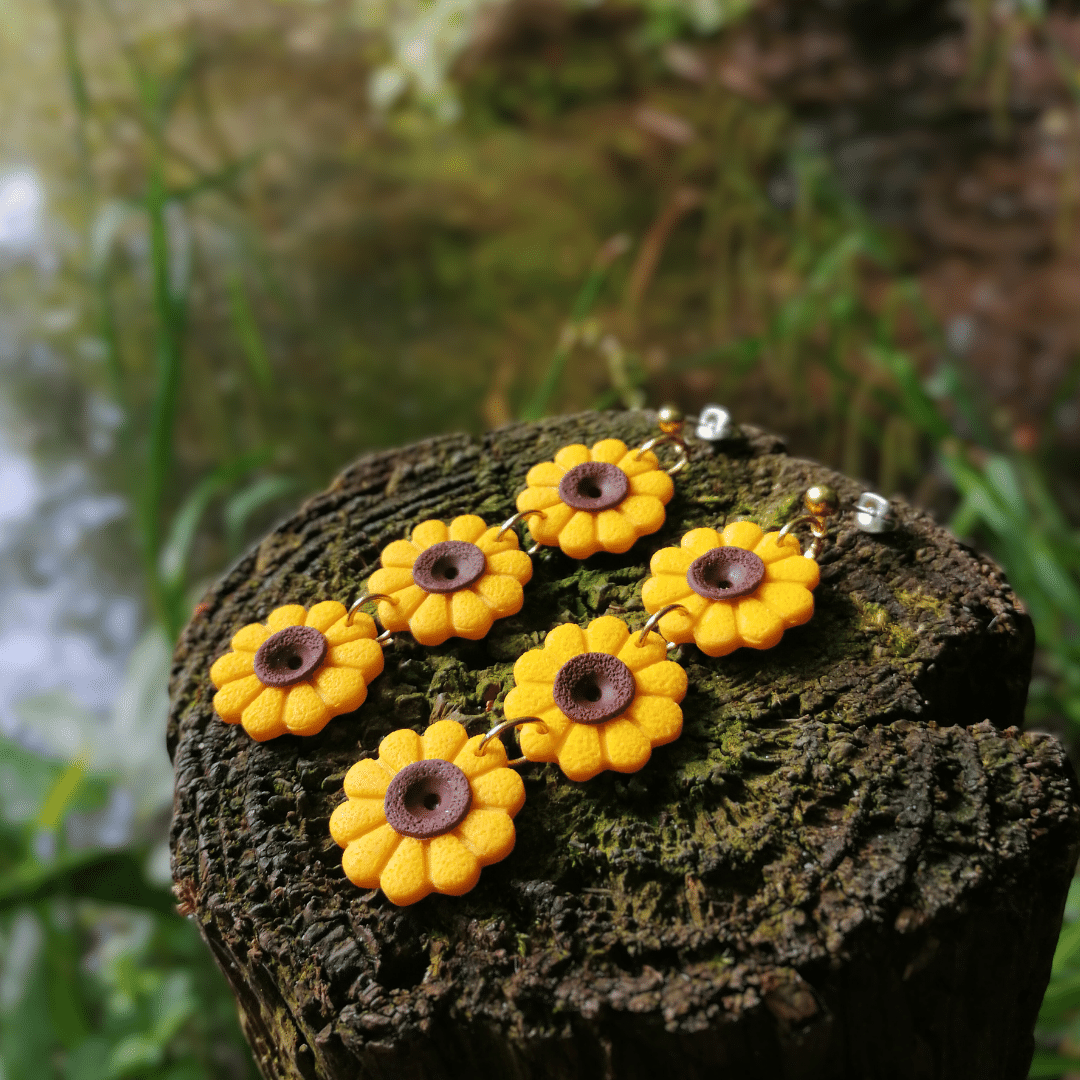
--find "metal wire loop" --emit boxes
[776,516,828,560]
[634,433,690,476]
[636,604,690,647]
[496,509,546,555]
[346,592,396,627]
[475,716,548,768]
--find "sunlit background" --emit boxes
[1,0,1079,1076]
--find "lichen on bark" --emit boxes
[169,410,1078,1080]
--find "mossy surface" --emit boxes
[169,410,1077,1080]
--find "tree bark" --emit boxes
[168,410,1079,1080]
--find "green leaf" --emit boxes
[223,475,298,556]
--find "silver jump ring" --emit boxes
[496,510,546,555]
[475,716,548,768]
[637,604,690,647]
[346,592,395,629]
[634,434,689,476]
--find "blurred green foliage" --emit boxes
[0,0,1078,1077]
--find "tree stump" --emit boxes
[168,410,1080,1080]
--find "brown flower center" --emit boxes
[557,461,630,512]
[411,540,487,594]
[383,759,472,840]
[686,546,766,601]
[253,624,328,688]
[552,652,636,725]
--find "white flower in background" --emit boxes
[0,170,43,253]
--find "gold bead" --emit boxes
[804,484,839,518]
[657,403,684,434]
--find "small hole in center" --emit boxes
[578,479,602,499]
[580,680,602,703]
[287,654,302,669]
[444,566,458,579]
[423,793,440,811]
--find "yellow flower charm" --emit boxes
[366,515,533,646]
[209,602,385,741]
[330,719,525,906]
[516,439,674,559]
[641,521,820,656]
[503,615,687,782]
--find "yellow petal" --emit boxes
[754,530,803,565]
[368,566,415,594]
[312,664,368,712]
[721,520,764,551]
[512,648,561,686]
[379,585,426,628]
[526,461,565,487]
[283,683,331,736]
[379,837,430,906]
[764,555,820,589]
[305,600,347,632]
[341,824,400,888]
[210,650,254,688]
[657,605,697,645]
[472,574,524,619]
[450,514,487,543]
[503,682,556,718]
[756,582,815,627]
[544,622,587,662]
[585,615,630,655]
[617,495,666,535]
[600,718,652,773]
[486,549,533,583]
[556,723,604,781]
[411,519,449,549]
[516,486,562,515]
[633,660,687,700]
[427,833,481,895]
[735,597,785,649]
[559,511,598,559]
[239,686,286,740]
[526,500,574,544]
[453,732,508,779]
[650,545,694,574]
[455,808,516,863]
[695,601,739,656]
[324,612,375,646]
[267,605,308,632]
[617,633,666,671]
[519,711,568,761]
[615,448,660,478]
[421,719,469,762]
[596,509,638,553]
[554,443,591,469]
[451,588,495,639]
[329,797,387,844]
[230,622,268,653]
[379,539,420,568]
[379,727,423,773]
[213,674,263,722]
[470,768,526,815]
[590,438,629,464]
[409,592,452,646]
[682,528,722,557]
[474,526,518,557]
[641,574,694,611]
[629,470,674,501]
[343,757,391,798]
[328,638,384,680]
[627,694,683,745]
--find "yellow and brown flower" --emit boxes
[210,602,384,741]
[366,515,532,646]
[503,615,687,782]
[641,521,819,656]
[329,719,525,906]
[515,439,673,559]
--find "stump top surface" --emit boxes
[168,411,1077,1080]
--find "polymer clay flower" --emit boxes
[503,615,686,782]
[330,719,525,906]
[640,521,819,657]
[210,601,384,741]
[516,439,674,559]
[366,515,532,646]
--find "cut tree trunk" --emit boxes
[168,410,1079,1080]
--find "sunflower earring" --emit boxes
[364,514,533,646]
[513,407,689,559]
[209,601,388,741]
